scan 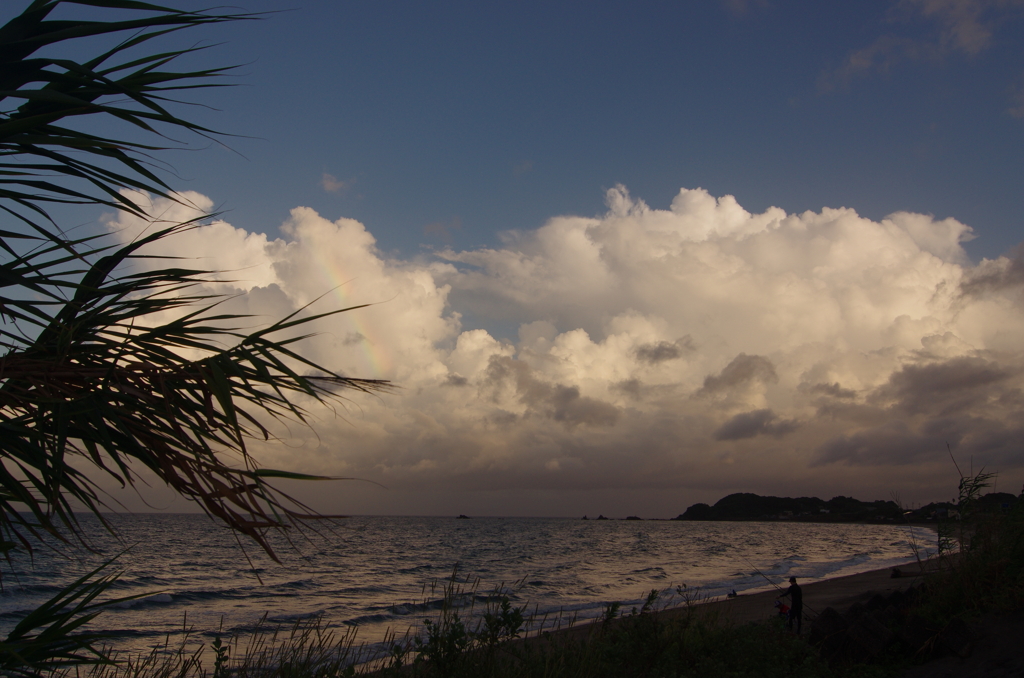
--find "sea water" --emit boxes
[0,514,937,661]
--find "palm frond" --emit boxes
[0,557,138,676]
[0,1,259,240]
[0,2,391,560]
[1,218,391,559]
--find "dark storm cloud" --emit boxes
[635,336,695,365]
[485,355,619,428]
[550,385,620,427]
[804,382,857,399]
[714,409,800,441]
[483,353,529,394]
[613,378,642,398]
[917,415,1024,469]
[485,410,519,427]
[812,420,946,466]
[444,374,469,387]
[960,248,1024,296]
[814,412,1024,469]
[874,356,1013,415]
[636,342,680,364]
[698,354,778,395]
[962,422,1024,468]
[813,355,1024,467]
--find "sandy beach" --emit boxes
[520,558,937,645]
[521,557,1024,678]
[664,560,937,627]
[371,553,1024,677]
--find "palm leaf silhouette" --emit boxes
[0,1,389,561]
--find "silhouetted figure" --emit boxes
[780,576,802,634]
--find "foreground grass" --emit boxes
[369,580,891,678]
[58,586,887,678]
[385,607,859,678]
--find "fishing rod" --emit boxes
[742,558,820,616]
[744,558,784,593]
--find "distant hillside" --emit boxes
[672,491,1019,523]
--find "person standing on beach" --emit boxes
[780,576,803,634]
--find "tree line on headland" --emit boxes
[671,491,1019,523]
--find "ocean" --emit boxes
[0,514,937,662]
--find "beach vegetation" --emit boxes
[912,467,1024,621]
[0,0,387,562]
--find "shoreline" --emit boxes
[355,556,953,674]
[516,555,944,647]
[660,556,943,628]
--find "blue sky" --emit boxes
[94,0,1024,263]
[8,0,1024,516]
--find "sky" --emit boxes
[8,0,1024,517]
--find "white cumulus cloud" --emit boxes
[102,186,1024,516]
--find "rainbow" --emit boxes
[311,256,392,380]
